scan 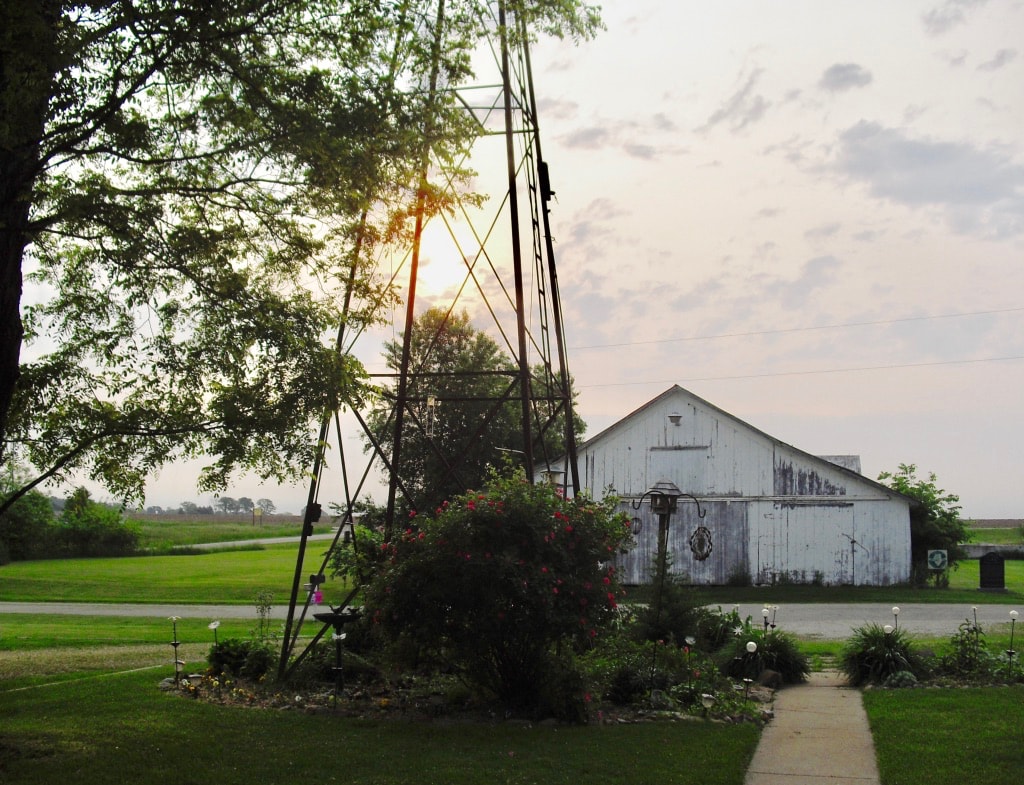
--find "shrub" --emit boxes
[934,615,1006,683]
[695,605,748,652]
[631,560,702,646]
[363,465,633,718]
[719,629,809,684]
[52,487,139,557]
[208,638,275,680]
[840,623,930,687]
[0,488,56,561]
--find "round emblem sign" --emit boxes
[927,549,948,570]
[689,526,713,561]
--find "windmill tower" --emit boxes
[278,1,580,675]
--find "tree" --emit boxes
[368,307,585,517]
[364,464,632,719]
[878,464,969,586]
[1,2,601,515]
[54,486,139,556]
[178,501,199,515]
[236,496,254,513]
[216,496,238,515]
[0,485,55,562]
[255,498,276,515]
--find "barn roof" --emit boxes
[575,385,917,505]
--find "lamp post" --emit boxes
[892,606,900,632]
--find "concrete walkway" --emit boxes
[745,671,879,785]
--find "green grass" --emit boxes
[864,687,1024,785]
[0,615,257,652]
[0,668,759,785]
[687,558,1024,605]
[967,527,1024,545]
[0,544,343,604]
[130,517,311,550]
[4,548,1021,606]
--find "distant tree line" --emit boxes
[0,486,139,564]
[141,497,277,515]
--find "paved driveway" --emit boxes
[2,600,1018,637]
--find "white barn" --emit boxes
[572,386,912,586]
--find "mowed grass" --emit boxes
[0,668,760,785]
[865,687,1024,785]
[0,544,344,604]
[3,547,1022,606]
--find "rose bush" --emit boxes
[363,466,633,717]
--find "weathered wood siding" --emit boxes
[578,386,912,586]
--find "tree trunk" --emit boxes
[0,1,59,460]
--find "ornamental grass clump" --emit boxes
[363,465,633,720]
[718,628,809,685]
[840,623,930,687]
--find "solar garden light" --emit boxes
[1008,609,1019,677]
[761,605,777,634]
[744,640,758,698]
[891,606,900,632]
[701,693,715,717]
[169,616,183,684]
[208,620,220,645]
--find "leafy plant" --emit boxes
[878,464,968,586]
[718,629,810,684]
[363,464,633,718]
[207,638,274,680]
[630,558,702,646]
[0,487,56,562]
[840,623,930,687]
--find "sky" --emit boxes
[142,0,1023,518]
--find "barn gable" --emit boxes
[574,386,911,586]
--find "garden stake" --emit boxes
[169,616,182,684]
[1008,610,1019,678]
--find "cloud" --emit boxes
[562,126,611,150]
[922,0,990,36]
[698,68,770,133]
[623,143,656,160]
[835,121,1024,237]
[819,63,873,92]
[805,222,842,240]
[977,48,1017,71]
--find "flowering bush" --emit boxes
[363,466,633,717]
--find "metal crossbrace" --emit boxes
[278,1,580,678]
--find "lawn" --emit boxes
[865,686,1024,785]
[0,667,760,785]
[3,548,1022,606]
[0,544,342,604]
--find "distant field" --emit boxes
[128,515,318,549]
[968,527,1024,545]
